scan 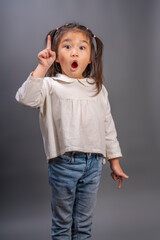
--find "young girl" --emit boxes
[15,22,128,240]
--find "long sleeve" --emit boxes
[102,85,123,160]
[15,73,46,110]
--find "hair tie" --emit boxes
[93,35,96,38]
[56,27,59,31]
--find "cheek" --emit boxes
[83,51,91,64]
[83,55,91,65]
[59,57,66,66]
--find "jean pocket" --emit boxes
[58,153,72,163]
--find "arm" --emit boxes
[103,86,122,159]
[103,86,129,188]
[15,71,46,108]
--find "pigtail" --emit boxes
[91,36,104,95]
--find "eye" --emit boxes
[65,45,71,49]
[80,46,86,50]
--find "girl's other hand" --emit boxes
[108,158,129,189]
[38,35,56,69]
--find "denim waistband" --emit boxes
[64,151,103,158]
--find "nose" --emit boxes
[71,48,78,57]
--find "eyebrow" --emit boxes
[61,38,89,45]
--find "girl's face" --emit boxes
[56,30,91,79]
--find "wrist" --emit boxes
[108,158,120,165]
[32,64,49,78]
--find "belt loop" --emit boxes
[71,151,75,163]
[86,153,89,160]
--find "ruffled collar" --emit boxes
[53,73,95,87]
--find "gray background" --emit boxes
[1,0,160,239]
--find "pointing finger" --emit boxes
[47,35,51,50]
[120,172,129,179]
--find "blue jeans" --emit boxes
[48,151,103,240]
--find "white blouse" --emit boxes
[15,73,122,164]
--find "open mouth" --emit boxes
[71,61,78,69]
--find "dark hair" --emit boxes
[45,22,104,96]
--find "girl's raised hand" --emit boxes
[37,35,56,69]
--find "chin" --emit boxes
[69,72,83,79]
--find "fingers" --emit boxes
[119,172,129,179]
[39,50,50,59]
[111,172,118,181]
[37,36,55,68]
[111,171,128,189]
[47,35,51,50]
[118,177,123,189]
[49,50,56,59]
[38,50,48,59]
[38,49,56,59]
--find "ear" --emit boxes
[55,52,59,63]
[56,58,59,63]
[88,54,92,64]
[88,58,91,64]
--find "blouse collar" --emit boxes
[53,73,95,87]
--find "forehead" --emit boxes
[59,30,90,44]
